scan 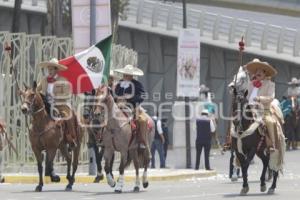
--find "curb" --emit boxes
[3,170,217,184]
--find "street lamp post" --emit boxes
[165,0,191,169]
[182,0,191,169]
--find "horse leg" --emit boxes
[267,167,273,182]
[110,152,115,178]
[268,171,279,194]
[46,149,60,183]
[67,145,80,191]
[257,152,269,192]
[94,145,104,183]
[33,149,44,192]
[59,144,72,191]
[115,152,127,193]
[104,148,115,187]
[132,150,140,192]
[236,153,249,195]
[142,146,150,188]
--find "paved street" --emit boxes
[1,149,299,200]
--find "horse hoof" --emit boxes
[240,187,249,196]
[51,175,61,183]
[267,188,275,195]
[260,185,267,192]
[115,189,122,193]
[35,185,43,192]
[133,186,140,192]
[231,176,238,182]
[93,175,104,183]
[108,181,116,188]
[0,177,5,183]
[143,182,149,188]
[65,184,72,191]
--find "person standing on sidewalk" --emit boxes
[195,109,216,170]
[162,118,169,163]
[151,115,166,168]
[0,119,6,183]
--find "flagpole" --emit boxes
[90,0,96,46]
[89,0,97,176]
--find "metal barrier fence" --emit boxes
[122,0,300,60]
[0,32,138,169]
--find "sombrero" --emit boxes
[288,77,300,86]
[114,65,144,76]
[199,84,210,93]
[38,58,67,71]
[246,58,277,77]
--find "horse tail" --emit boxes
[124,152,132,169]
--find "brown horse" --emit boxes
[93,85,154,193]
[20,82,82,192]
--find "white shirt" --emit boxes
[46,75,58,104]
[120,81,131,89]
[249,87,259,105]
[152,116,163,135]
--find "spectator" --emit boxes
[161,118,169,163]
[195,109,215,170]
[151,115,166,168]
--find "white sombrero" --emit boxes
[288,77,300,86]
[246,58,277,77]
[114,65,144,76]
[38,58,67,71]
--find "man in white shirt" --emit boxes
[195,109,216,170]
[151,115,166,168]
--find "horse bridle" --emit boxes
[23,92,45,116]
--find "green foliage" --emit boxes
[111,0,129,20]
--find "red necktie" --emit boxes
[252,80,262,88]
[47,76,56,83]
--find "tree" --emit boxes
[46,0,72,37]
[11,0,22,33]
[111,0,129,43]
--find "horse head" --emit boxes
[20,81,44,115]
[83,89,96,121]
[92,85,112,127]
[228,66,252,132]
[228,66,249,96]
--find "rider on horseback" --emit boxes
[246,58,278,152]
[37,58,77,148]
[113,65,149,148]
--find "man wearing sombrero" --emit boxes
[114,65,149,149]
[37,58,77,148]
[284,77,300,150]
[246,58,278,152]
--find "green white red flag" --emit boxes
[58,35,112,94]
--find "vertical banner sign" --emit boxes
[177,29,200,97]
[72,0,112,53]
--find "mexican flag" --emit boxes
[59,35,112,94]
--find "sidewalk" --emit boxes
[2,169,217,184]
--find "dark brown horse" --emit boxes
[229,67,280,195]
[20,82,82,192]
